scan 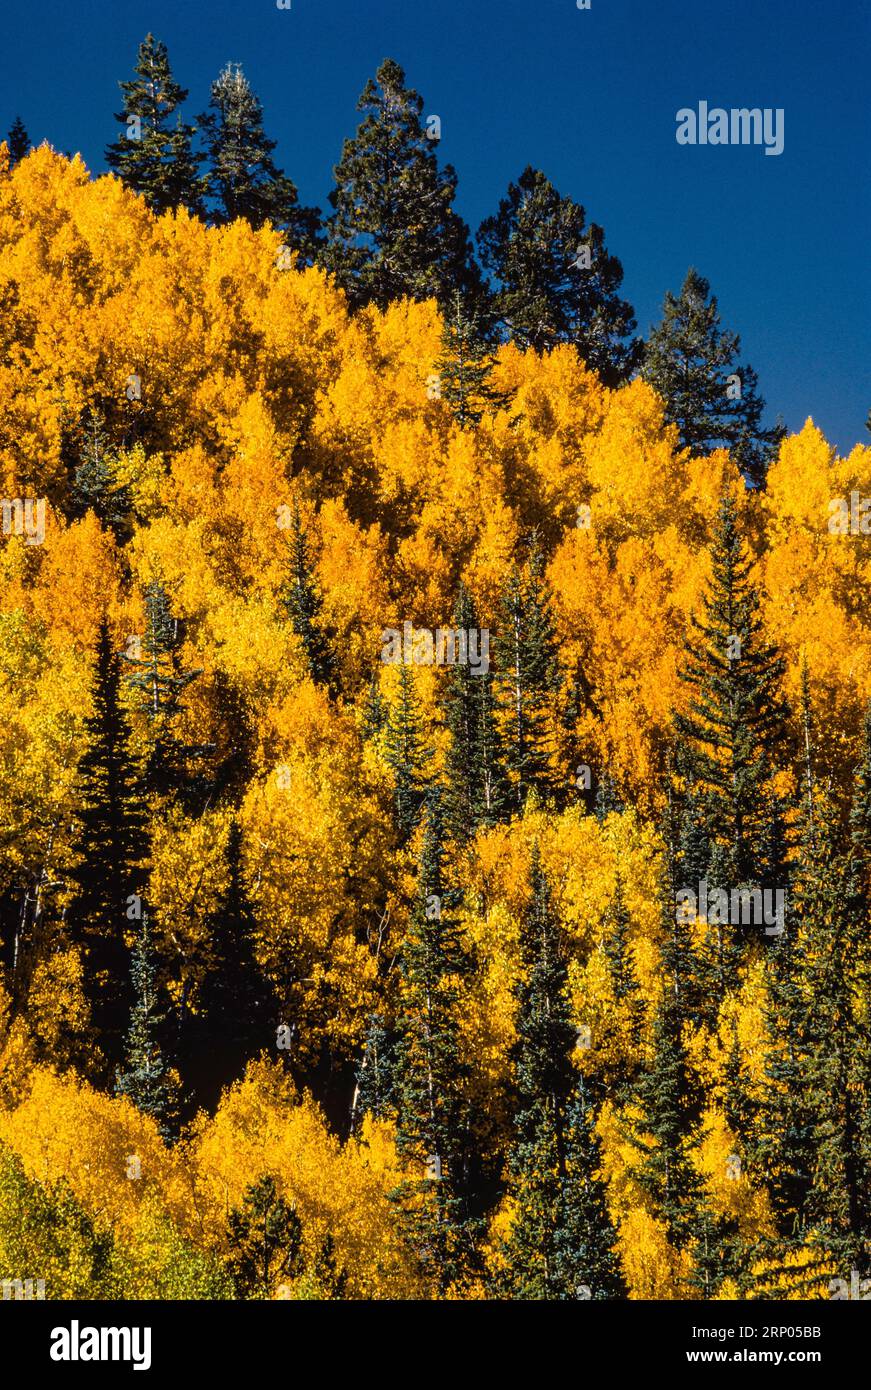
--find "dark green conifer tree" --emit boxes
[476,165,640,386]
[105,34,202,216]
[360,674,386,746]
[225,1175,304,1299]
[198,64,320,254]
[551,1078,626,1300]
[6,117,30,166]
[280,506,336,692]
[321,58,482,310]
[501,851,622,1297]
[630,984,706,1249]
[600,875,644,1099]
[384,662,430,842]
[793,791,871,1285]
[674,494,789,900]
[443,583,507,841]
[72,411,131,539]
[393,789,476,1292]
[434,291,508,428]
[123,579,211,804]
[115,912,179,1142]
[497,545,562,814]
[190,820,271,1106]
[68,618,147,1055]
[642,268,784,486]
[351,1012,397,1130]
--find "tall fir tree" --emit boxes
[280,506,336,692]
[321,58,482,311]
[630,983,706,1250]
[351,1012,398,1131]
[500,849,620,1297]
[600,875,645,1100]
[105,34,202,217]
[434,291,508,428]
[642,268,784,487]
[384,661,430,842]
[393,789,476,1292]
[497,545,562,814]
[115,912,179,1142]
[551,1078,626,1299]
[71,410,131,539]
[674,494,789,902]
[189,820,272,1108]
[198,64,320,254]
[6,116,30,166]
[476,165,640,386]
[225,1175,304,1299]
[123,579,211,805]
[442,583,508,841]
[792,790,871,1285]
[68,618,147,1058]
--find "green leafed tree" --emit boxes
[321,58,483,311]
[477,165,640,386]
[642,268,784,486]
[0,1143,114,1300]
[105,34,203,217]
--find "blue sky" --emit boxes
[3,0,868,454]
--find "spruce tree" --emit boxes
[280,506,336,692]
[443,583,508,841]
[642,268,784,487]
[393,789,476,1292]
[321,58,482,311]
[434,291,508,428]
[631,984,706,1249]
[225,1175,304,1299]
[6,117,30,166]
[476,165,640,386]
[753,924,816,1270]
[600,876,644,1099]
[115,912,179,1141]
[497,545,562,813]
[191,820,271,1106]
[551,1078,626,1299]
[199,64,320,254]
[384,662,430,842]
[501,849,572,1294]
[361,672,388,745]
[72,410,131,539]
[105,34,202,217]
[501,849,619,1297]
[674,494,789,900]
[351,1012,398,1130]
[793,792,871,1284]
[68,618,147,1055]
[123,579,211,803]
